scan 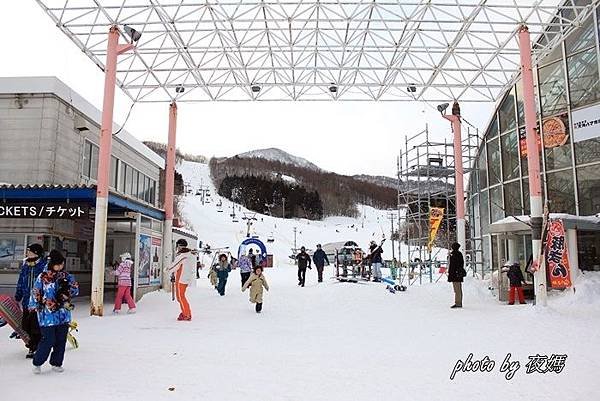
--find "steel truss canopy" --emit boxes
[37,0,599,103]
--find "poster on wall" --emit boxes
[544,219,572,289]
[518,125,541,157]
[542,114,569,148]
[572,102,600,142]
[150,237,162,286]
[138,234,151,286]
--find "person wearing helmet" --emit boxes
[15,243,47,358]
[165,239,196,321]
[113,252,136,314]
[447,242,466,309]
[296,246,311,287]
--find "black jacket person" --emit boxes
[296,247,311,287]
[447,242,466,308]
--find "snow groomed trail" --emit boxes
[1,268,600,401]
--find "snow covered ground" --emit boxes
[1,161,599,400]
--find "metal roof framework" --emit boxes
[36,0,600,103]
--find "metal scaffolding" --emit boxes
[398,122,481,284]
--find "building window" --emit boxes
[489,185,504,223]
[487,137,501,185]
[125,164,133,196]
[109,157,118,189]
[478,148,488,190]
[565,15,595,55]
[480,190,489,234]
[501,130,519,181]
[485,115,498,139]
[89,143,99,180]
[144,176,151,203]
[567,48,600,108]
[150,180,156,205]
[539,60,568,117]
[575,137,600,165]
[522,178,530,215]
[546,170,576,214]
[504,180,522,217]
[498,89,517,134]
[577,165,600,215]
[83,142,92,178]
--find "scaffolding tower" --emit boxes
[397,123,482,284]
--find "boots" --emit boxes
[255,303,263,313]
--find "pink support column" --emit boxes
[90,26,134,316]
[518,25,547,306]
[162,102,177,291]
[443,106,466,253]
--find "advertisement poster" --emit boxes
[428,207,444,252]
[542,115,569,148]
[0,239,16,260]
[519,125,541,157]
[150,237,162,286]
[572,102,600,142]
[544,219,572,289]
[138,234,151,286]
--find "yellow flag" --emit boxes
[428,207,445,251]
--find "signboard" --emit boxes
[138,234,151,286]
[544,219,572,289]
[150,237,162,286]
[0,203,88,219]
[427,207,444,252]
[542,115,568,148]
[572,102,600,143]
[518,126,541,158]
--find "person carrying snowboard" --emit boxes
[29,250,79,374]
[238,252,253,287]
[447,242,466,309]
[112,252,136,314]
[166,239,196,321]
[296,246,311,287]
[242,265,269,313]
[15,243,47,359]
[368,240,384,282]
[312,244,329,283]
[215,253,232,296]
[504,261,527,305]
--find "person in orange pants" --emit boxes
[505,262,527,305]
[166,239,196,321]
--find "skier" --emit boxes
[29,250,79,374]
[368,240,384,282]
[238,252,253,287]
[296,246,311,287]
[215,253,232,296]
[312,244,329,283]
[15,243,47,359]
[504,261,527,305]
[242,265,270,313]
[112,252,136,314]
[447,242,466,309]
[248,248,257,268]
[166,239,196,321]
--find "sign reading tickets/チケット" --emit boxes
[572,102,600,143]
[0,203,89,219]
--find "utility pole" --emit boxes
[293,227,297,252]
[282,197,286,219]
[388,210,397,260]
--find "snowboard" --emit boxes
[0,295,29,345]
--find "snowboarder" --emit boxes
[15,243,47,359]
[368,240,384,282]
[242,265,270,313]
[296,246,311,287]
[238,252,253,287]
[504,262,527,305]
[166,239,196,321]
[112,252,136,314]
[215,253,232,296]
[29,250,79,374]
[312,244,329,283]
[447,242,466,309]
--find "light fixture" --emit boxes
[328,83,338,93]
[251,84,261,93]
[124,25,142,43]
[406,84,417,93]
[437,102,450,114]
[175,85,185,94]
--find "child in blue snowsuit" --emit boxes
[15,243,47,358]
[215,254,232,296]
[29,250,79,374]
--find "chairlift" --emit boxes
[267,232,275,243]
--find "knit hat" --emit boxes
[48,249,66,268]
[176,238,188,247]
[26,243,44,259]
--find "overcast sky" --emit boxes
[0,2,494,177]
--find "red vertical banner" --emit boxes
[544,220,572,289]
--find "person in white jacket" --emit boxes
[165,239,196,321]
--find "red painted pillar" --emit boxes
[162,102,177,291]
[90,26,134,316]
[443,110,465,253]
[518,25,547,306]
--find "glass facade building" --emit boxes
[467,2,600,276]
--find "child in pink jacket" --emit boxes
[113,252,136,314]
